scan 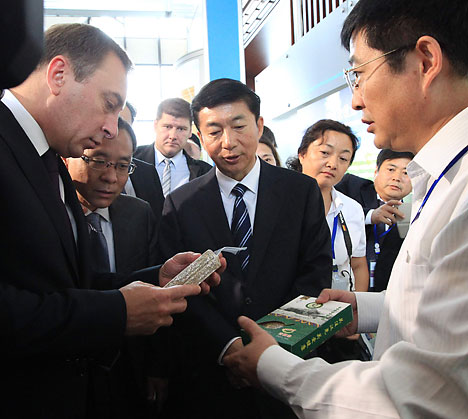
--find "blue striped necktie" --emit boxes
[231,183,252,272]
[162,158,172,197]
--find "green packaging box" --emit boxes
[242,295,353,358]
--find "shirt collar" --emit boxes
[216,157,261,198]
[84,206,111,223]
[155,145,184,168]
[408,105,468,181]
[328,187,343,216]
[1,89,50,156]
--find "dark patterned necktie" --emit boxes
[41,148,61,199]
[86,212,110,273]
[231,183,252,272]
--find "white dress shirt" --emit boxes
[256,106,468,418]
[326,188,366,290]
[84,208,116,273]
[155,147,190,193]
[215,157,261,363]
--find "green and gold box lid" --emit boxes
[242,295,353,358]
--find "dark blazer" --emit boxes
[0,102,158,418]
[134,143,212,181]
[98,194,159,419]
[158,160,332,354]
[111,194,158,274]
[336,173,404,291]
[157,160,331,419]
[129,157,165,222]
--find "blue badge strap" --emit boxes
[373,223,395,256]
[331,215,338,260]
[412,144,468,224]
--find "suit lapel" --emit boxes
[0,104,81,283]
[363,183,379,209]
[59,159,89,287]
[246,161,283,284]
[196,170,236,251]
[185,151,200,180]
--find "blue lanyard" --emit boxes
[331,215,338,259]
[373,223,395,256]
[412,145,468,224]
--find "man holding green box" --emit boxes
[225,0,468,417]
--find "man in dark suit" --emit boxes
[336,149,413,291]
[67,117,160,418]
[0,23,221,419]
[157,78,331,419]
[134,97,212,199]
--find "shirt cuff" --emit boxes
[365,209,374,225]
[355,291,385,333]
[257,345,304,402]
[218,336,242,365]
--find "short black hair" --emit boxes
[261,126,277,148]
[118,117,137,153]
[125,101,137,123]
[39,23,132,82]
[376,149,414,170]
[156,98,192,125]
[341,0,468,77]
[287,119,359,173]
[191,78,261,130]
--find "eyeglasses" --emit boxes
[343,48,402,92]
[81,155,136,175]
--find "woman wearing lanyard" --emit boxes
[288,119,368,292]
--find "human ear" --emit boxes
[414,36,443,94]
[198,131,207,151]
[46,56,68,95]
[256,116,264,140]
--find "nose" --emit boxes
[102,114,119,139]
[326,154,338,169]
[100,164,118,184]
[221,129,235,149]
[351,87,364,111]
[168,127,179,139]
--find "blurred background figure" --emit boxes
[184,133,202,160]
[257,136,281,166]
[336,149,414,291]
[288,119,368,292]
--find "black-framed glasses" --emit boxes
[343,47,403,92]
[81,155,136,175]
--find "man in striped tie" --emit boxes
[157,78,331,419]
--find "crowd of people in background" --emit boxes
[2,0,468,418]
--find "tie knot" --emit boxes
[87,212,103,232]
[42,149,59,174]
[164,158,172,167]
[232,183,248,198]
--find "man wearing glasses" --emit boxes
[67,117,162,418]
[66,117,156,276]
[224,0,468,417]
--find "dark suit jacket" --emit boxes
[134,143,212,181]
[129,157,164,223]
[336,173,404,291]
[0,102,158,418]
[111,194,158,275]
[157,161,331,419]
[99,194,159,419]
[158,160,332,357]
